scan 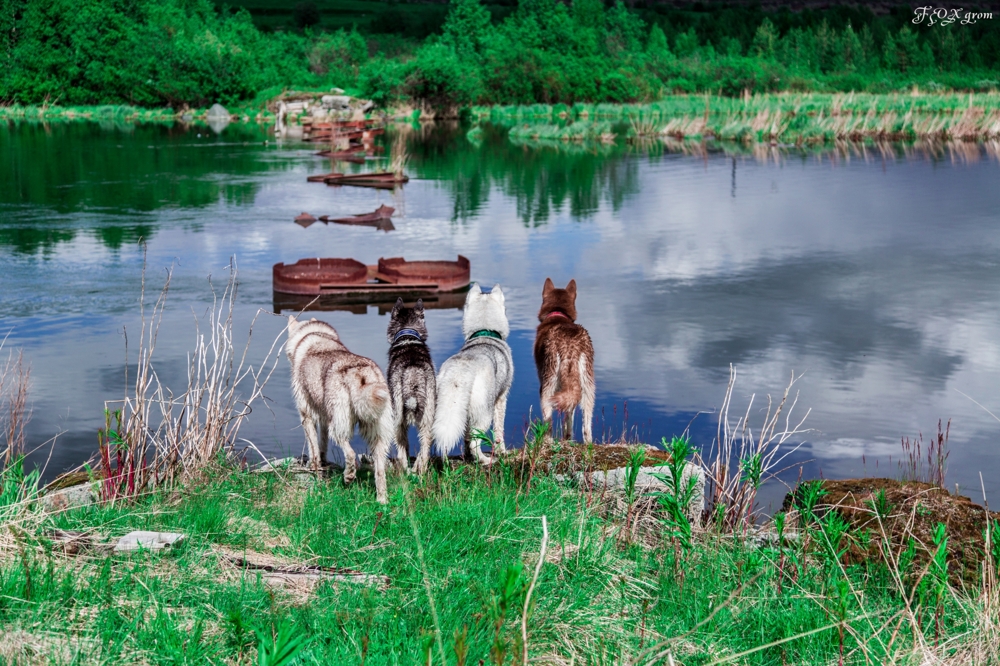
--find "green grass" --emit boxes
[477,92,1000,144]
[1,459,996,664]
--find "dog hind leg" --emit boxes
[393,413,410,474]
[539,354,560,443]
[492,391,509,455]
[563,408,575,443]
[580,355,595,444]
[414,397,434,475]
[330,415,356,484]
[362,418,391,504]
[301,411,323,470]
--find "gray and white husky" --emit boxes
[433,283,513,464]
[286,316,395,504]
[386,298,436,475]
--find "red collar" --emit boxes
[545,311,570,320]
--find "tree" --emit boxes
[442,0,492,56]
[840,22,863,72]
[752,18,777,59]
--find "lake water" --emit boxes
[3,120,1000,512]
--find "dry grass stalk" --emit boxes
[0,342,31,468]
[101,254,283,498]
[703,365,811,532]
[389,127,410,180]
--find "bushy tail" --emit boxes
[433,375,469,454]
[551,354,583,413]
[353,382,391,423]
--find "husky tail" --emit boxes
[550,353,584,413]
[352,378,391,423]
[433,370,470,454]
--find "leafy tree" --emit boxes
[442,0,492,57]
[752,18,778,59]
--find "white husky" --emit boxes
[285,316,396,504]
[433,283,513,464]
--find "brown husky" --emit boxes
[286,316,395,504]
[533,278,595,442]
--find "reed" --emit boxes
[477,93,1000,145]
[98,252,283,499]
[704,365,811,533]
[389,127,411,179]
[0,343,30,469]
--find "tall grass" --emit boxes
[705,365,811,532]
[0,342,30,468]
[478,92,1000,145]
[98,253,283,499]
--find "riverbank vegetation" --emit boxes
[2,0,999,108]
[3,440,1000,663]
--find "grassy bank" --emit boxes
[476,92,1000,144]
[1,451,998,664]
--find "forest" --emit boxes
[0,0,998,107]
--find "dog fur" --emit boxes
[285,316,395,503]
[386,298,437,475]
[433,283,513,464]
[533,278,595,442]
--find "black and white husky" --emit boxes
[386,298,437,475]
[433,284,513,464]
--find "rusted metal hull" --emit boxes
[306,171,343,183]
[322,172,409,188]
[273,289,469,314]
[323,205,394,225]
[273,255,470,297]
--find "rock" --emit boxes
[41,483,97,512]
[206,103,230,119]
[114,531,186,552]
[330,87,345,94]
[571,462,705,526]
[321,95,351,110]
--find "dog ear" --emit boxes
[469,282,482,295]
[543,277,554,295]
[287,315,297,326]
[415,298,424,312]
[566,279,577,298]
[491,284,504,302]
[392,297,404,316]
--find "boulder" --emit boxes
[321,95,351,110]
[41,483,97,512]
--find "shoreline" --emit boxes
[6,91,1000,144]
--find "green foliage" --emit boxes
[255,621,307,666]
[0,456,40,520]
[441,0,492,57]
[3,0,1000,106]
[652,435,699,549]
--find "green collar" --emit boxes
[468,329,503,341]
